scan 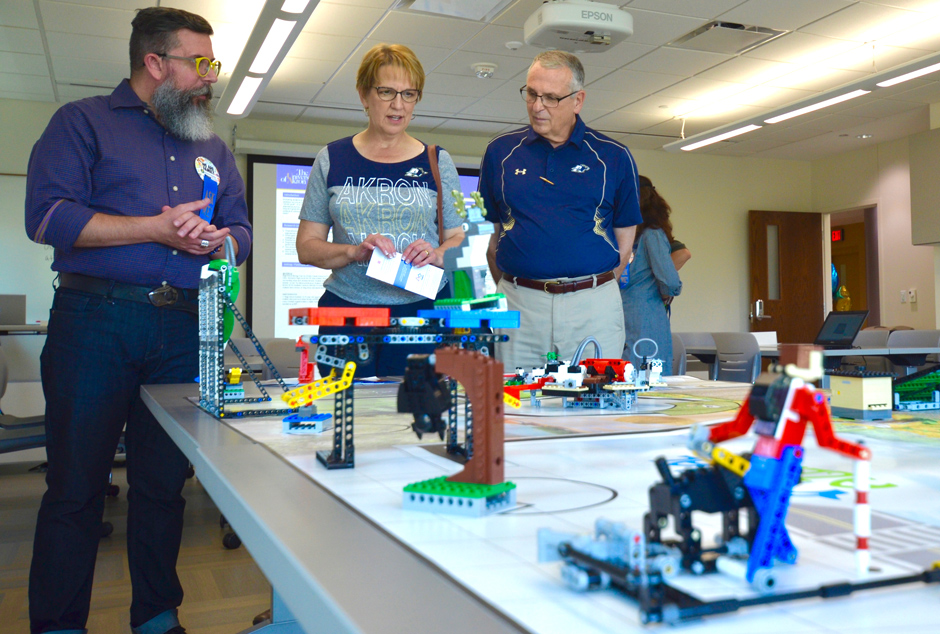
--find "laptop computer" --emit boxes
[813,310,869,349]
[0,295,27,326]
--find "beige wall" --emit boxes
[812,138,937,329]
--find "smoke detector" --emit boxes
[472,62,498,79]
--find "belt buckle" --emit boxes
[148,284,179,307]
[544,281,551,293]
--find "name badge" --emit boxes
[195,157,221,222]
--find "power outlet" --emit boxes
[901,290,907,304]
[909,288,918,304]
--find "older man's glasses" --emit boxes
[374,86,421,103]
[520,85,578,108]
[159,54,222,78]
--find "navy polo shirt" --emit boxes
[478,116,641,280]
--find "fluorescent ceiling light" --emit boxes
[227,77,264,116]
[764,89,869,124]
[281,0,309,12]
[877,61,940,87]
[681,125,762,151]
[250,19,296,74]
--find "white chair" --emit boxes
[712,332,761,383]
[886,329,940,375]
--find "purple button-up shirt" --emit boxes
[25,79,252,289]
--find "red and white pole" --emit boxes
[854,452,871,576]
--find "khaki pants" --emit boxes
[495,277,625,371]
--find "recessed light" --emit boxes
[857,133,873,139]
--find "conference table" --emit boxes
[142,380,940,634]
[0,324,47,335]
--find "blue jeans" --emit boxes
[29,288,196,633]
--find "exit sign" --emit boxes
[831,228,844,242]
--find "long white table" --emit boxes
[143,382,940,634]
[142,384,529,634]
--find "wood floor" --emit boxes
[0,460,271,634]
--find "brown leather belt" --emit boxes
[503,271,615,294]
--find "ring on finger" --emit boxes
[423,249,430,257]
[200,239,210,248]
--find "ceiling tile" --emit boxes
[767,66,869,91]
[612,132,672,151]
[698,56,798,84]
[303,3,388,39]
[588,109,672,132]
[656,76,748,102]
[297,105,367,125]
[0,71,52,93]
[274,56,336,85]
[588,68,681,94]
[744,31,858,65]
[163,0,263,26]
[884,78,940,103]
[841,97,924,118]
[799,2,921,42]
[878,14,940,49]
[352,39,454,74]
[38,1,134,39]
[584,88,649,111]
[369,11,485,50]
[0,89,55,101]
[51,56,124,84]
[312,77,362,107]
[729,84,816,109]
[289,32,365,63]
[626,0,743,20]
[423,72,494,98]
[862,0,940,9]
[623,8,708,47]
[416,93,479,115]
[718,0,854,32]
[46,32,125,61]
[461,24,534,60]
[823,43,934,73]
[431,50,530,81]
[1,0,39,29]
[628,47,731,77]
[56,82,113,100]
[247,102,305,121]
[321,0,395,8]
[0,51,49,76]
[492,0,550,28]
[0,26,45,55]
[458,98,521,120]
[261,80,323,104]
[429,119,510,135]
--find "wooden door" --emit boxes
[748,210,824,344]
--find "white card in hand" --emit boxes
[365,250,443,300]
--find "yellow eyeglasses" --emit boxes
[159,54,222,78]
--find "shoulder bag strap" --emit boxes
[427,144,444,245]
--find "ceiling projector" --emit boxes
[523,0,633,53]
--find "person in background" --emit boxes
[621,175,682,374]
[481,50,641,371]
[24,7,252,634]
[296,43,465,377]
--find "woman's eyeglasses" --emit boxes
[373,86,421,103]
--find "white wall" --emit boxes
[628,150,814,334]
[812,138,937,329]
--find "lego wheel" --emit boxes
[100,521,113,539]
[106,484,120,497]
[222,532,242,550]
[186,464,195,479]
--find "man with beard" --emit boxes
[24,7,251,634]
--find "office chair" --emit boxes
[712,332,762,383]
[1,346,116,537]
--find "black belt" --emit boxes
[503,271,615,294]
[58,273,198,312]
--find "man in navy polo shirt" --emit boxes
[480,50,642,371]
[25,7,251,634]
